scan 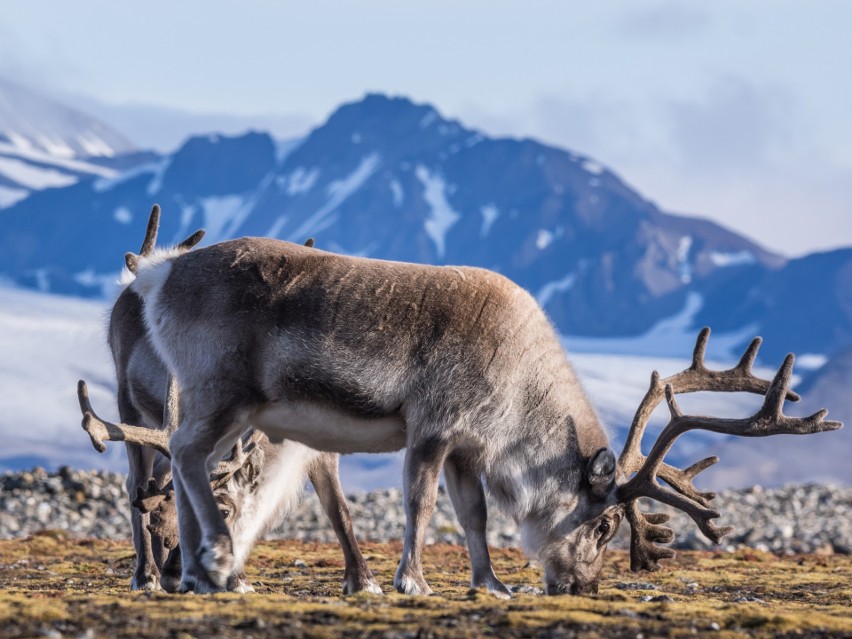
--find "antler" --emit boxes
[78,380,172,457]
[209,431,265,489]
[78,379,264,487]
[617,334,842,571]
[124,204,205,273]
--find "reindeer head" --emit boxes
[129,437,265,549]
[523,328,842,595]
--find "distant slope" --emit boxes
[0,78,152,209]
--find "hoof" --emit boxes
[131,573,161,591]
[342,573,383,595]
[159,572,181,593]
[227,573,255,593]
[394,573,433,596]
[177,573,225,594]
[199,535,233,589]
[472,574,512,600]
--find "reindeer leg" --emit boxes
[394,436,449,596]
[160,546,182,593]
[118,386,161,591]
[169,408,245,592]
[308,452,382,595]
[443,452,511,599]
[125,441,160,590]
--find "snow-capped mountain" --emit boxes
[0,93,850,362]
[0,78,154,209]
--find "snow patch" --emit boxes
[199,195,252,244]
[35,135,75,159]
[146,158,170,196]
[480,205,499,238]
[581,160,604,175]
[565,292,762,360]
[92,162,148,193]
[389,179,404,207]
[266,215,289,239]
[113,207,132,225]
[536,229,554,250]
[419,111,438,129]
[677,236,693,284]
[0,185,29,208]
[709,250,757,267]
[537,273,576,308]
[278,167,320,195]
[76,132,115,157]
[415,166,461,258]
[0,156,77,189]
[465,134,484,148]
[287,153,380,243]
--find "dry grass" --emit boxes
[0,533,850,638]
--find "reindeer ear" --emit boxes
[587,448,616,499]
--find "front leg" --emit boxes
[170,414,243,592]
[309,453,382,595]
[444,453,511,599]
[394,438,449,596]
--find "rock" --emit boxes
[0,470,849,557]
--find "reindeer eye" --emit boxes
[219,509,231,520]
[597,520,611,537]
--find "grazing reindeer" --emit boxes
[131,237,842,596]
[89,209,379,594]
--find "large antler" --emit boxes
[78,380,263,486]
[124,204,205,273]
[78,380,172,457]
[617,329,842,572]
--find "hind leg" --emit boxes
[309,453,382,595]
[126,441,160,590]
[394,436,450,595]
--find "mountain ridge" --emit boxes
[0,92,849,361]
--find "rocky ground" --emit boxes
[1,468,850,555]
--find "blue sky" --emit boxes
[1,0,850,257]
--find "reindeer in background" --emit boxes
[79,208,379,594]
[128,235,842,596]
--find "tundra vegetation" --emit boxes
[0,535,849,638]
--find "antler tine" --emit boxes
[209,430,264,489]
[77,380,172,458]
[624,501,675,572]
[619,361,843,551]
[124,205,206,274]
[139,204,161,256]
[619,329,801,504]
[176,229,206,251]
[690,327,710,371]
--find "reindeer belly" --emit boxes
[249,400,407,454]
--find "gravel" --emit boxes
[1,467,849,555]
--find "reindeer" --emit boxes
[130,236,842,596]
[84,210,379,594]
